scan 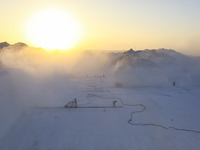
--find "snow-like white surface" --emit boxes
[1,48,200,149]
[1,77,200,150]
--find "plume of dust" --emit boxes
[0,47,79,77]
[0,47,86,139]
[0,46,83,108]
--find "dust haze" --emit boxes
[1,43,200,138]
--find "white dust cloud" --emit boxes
[1,44,200,139]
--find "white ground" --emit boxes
[1,77,200,150]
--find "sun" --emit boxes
[24,8,83,50]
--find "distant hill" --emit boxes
[0,42,10,49]
[12,42,27,47]
[109,48,200,87]
[0,42,28,51]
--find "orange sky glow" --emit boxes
[0,0,200,55]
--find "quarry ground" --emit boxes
[1,77,200,150]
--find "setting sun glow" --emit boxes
[24,8,83,50]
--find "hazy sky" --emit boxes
[0,0,200,55]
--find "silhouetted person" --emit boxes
[113,101,117,107]
[173,82,175,86]
[74,98,77,108]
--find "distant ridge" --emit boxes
[12,42,27,47]
[0,42,28,50]
[0,42,10,49]
[125,48,135,54]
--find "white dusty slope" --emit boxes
[0,77,200,150]
[0,47,200,149]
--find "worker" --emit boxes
[113,101,117,107]
[74,98,77,108]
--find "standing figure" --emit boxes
[113,101,117,107]
[74,98,77,108]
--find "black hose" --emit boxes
[89,93,200,134]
